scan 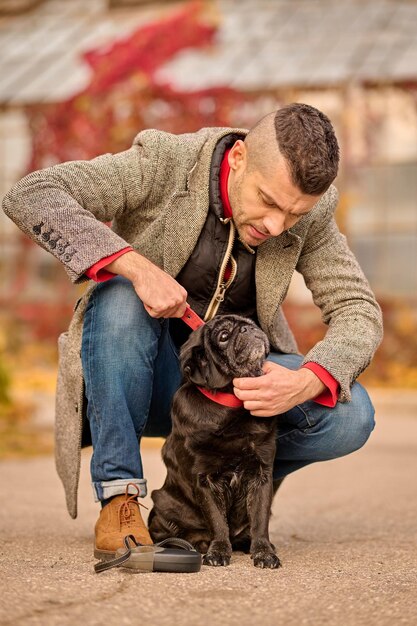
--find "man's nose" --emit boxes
[263,213,286,237]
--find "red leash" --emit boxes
[181,306,205,330]
[180,306,243,408]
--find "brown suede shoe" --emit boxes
[94,483,153,560]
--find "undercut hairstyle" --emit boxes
[274,103,339,194]
[246,103,340,195]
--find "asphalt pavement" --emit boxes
[0,389,416,626]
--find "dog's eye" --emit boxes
[218,331,229,343]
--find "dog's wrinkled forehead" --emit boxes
[207,314,257,342]
[180,314,264,358]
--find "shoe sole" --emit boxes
[94,548,117,561]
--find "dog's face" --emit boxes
[180,315,269,389]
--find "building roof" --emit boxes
[156,0,417,91]
[0,0,166,105]
[0,0,416,106]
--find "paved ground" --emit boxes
[0,389,416,626]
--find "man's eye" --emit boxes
[260,194,275,207]
[219,331,229,342]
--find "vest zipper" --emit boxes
[204,220,238,321]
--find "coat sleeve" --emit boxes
[296,189,383,402]
[2,143,158,283]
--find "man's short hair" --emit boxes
[274,103,339,195]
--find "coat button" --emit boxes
[32,222,44,235]
[63,253,72,262]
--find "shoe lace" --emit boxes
[118,482,148,530]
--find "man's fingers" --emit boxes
[242,400,264,411]
[233,376,263,390]
[172,302,188,318]
[240,400,277,417]
[249,409,277,418]
[234,388,264,401]
[144,300,187,319]
[144,303,157,317]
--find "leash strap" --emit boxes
[180,305,205,330]
[94,534,136,573]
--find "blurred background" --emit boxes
[0,0,416,457]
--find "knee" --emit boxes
[329,383,375,458]
[92,276,147,331]
[349,383,376,448]
[85,276,163,343]
[82,277,161,364]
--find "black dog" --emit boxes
[148,314,281,569]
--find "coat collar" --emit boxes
[163,128,247,278]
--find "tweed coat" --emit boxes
[3,127,383,518]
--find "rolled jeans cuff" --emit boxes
[92,478,147,502]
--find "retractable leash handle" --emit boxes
[94,535,202,574]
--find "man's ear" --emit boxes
[228,139,247,172]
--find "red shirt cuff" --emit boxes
[85,247,133,282]
[302,362,340,407]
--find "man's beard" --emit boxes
[232,210,267,249]
[228,176,262,248]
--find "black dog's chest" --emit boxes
[189,412,276,489]
[196,441,267,494]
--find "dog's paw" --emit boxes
[203,551,231,567]
[252,551,281,569]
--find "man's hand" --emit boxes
[106,250,188,318]
[233,361,326,417]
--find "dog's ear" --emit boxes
[180,327,208,385]
[183,347,230,389]
[180,326,230,389]
[182,345,210,386]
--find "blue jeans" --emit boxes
[81,276,375,502]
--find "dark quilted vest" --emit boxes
[169,134,258,348]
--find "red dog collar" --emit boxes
[196,386,244,408]
[180,306,243,409]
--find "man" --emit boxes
[3,103,383,560]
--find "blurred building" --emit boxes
[0,0,416,328]
[155,0,417,300]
